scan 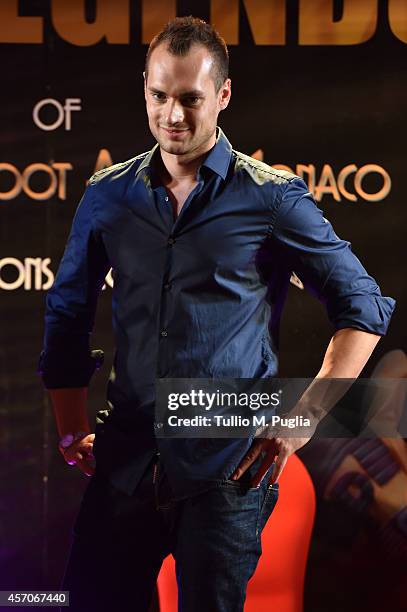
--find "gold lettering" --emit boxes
[251,149,264,161]
[337,164,357,202]
[388,0,407,43]
[211,0,285,44]
[52,162,72,199]
[0,0,43,43]
[0,163,21,200]
[355,164,391,202]
[0,258,25,291]
[94,149,113,173]
[299,0,378,45]
[23,163,57,200]
[25,258,42,290]
[42,258,55,291]
[142,0,176,44]
[52,0,129,46]
[314,164,341,201]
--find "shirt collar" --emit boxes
[135,126,232,181]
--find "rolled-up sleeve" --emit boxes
[38,181,110,388]
[270,177,395,335]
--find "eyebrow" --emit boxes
[148,87,205,97]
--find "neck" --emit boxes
[158,130,217,184]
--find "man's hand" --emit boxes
[59,433,95,477]
[230,436,311,487]
[230,328,382,488]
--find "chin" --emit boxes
[160,141,187,153]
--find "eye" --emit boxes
[152,92,167,102]
[183,96,200,106]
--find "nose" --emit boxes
[165,99,185,126]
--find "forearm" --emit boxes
[293,328,381,423]
[48,387,90,438]
[317,327,381,379]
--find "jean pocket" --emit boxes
[218,479,261,493]
[256,483,279,537]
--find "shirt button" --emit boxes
[164,196,169,202]
[164,283,171,290]
[167,237,175,246]
[160,330,168,337]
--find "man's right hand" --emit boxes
[59,433,96,477]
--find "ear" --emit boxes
[219,78,232,111]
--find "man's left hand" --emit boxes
[230,436,311,487]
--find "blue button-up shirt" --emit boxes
[39,127,395,497]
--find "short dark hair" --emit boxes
[145,16,229,93]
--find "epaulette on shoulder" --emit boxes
[233,149,299,185]
[88,151,150,184]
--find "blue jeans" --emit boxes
[62,453,279,611]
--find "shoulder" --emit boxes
[87,151,150,186]
[231,149,299,187]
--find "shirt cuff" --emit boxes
[38,348,104,389]
[327,294,396,336]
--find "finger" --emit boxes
[251,448,278,488]
[77,442,93,453]
[230,440,264,480]
[63,449,84,465]
[76,457,95,477]
[269,454,288,485]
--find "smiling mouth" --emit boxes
[161,127,189,134]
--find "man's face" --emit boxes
[144,43,231,159]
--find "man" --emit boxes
[39,15,395,612]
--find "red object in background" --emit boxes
[157,454,316,611]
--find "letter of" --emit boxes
[33,99,64,131]
[299,0,378,45]
[63,98,82,130]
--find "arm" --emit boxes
[49,387,95,476]
[39,179,110,475]
[317,327,380,379]
[232,177,395,485]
